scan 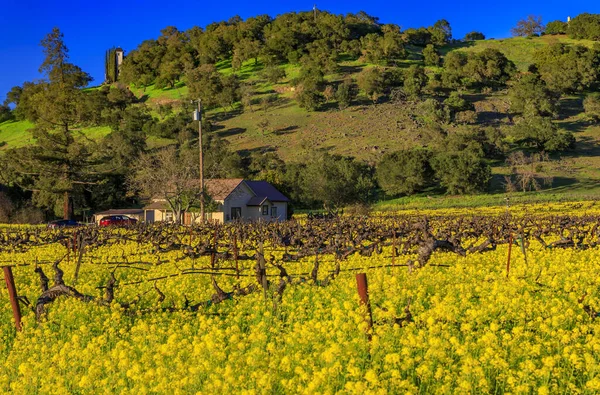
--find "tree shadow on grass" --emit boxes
[238,146,277,158]
[476,111,511,125]
[558,96,584,120]
[558,119,589,133]
[273,125,299,136]
[210,109,243,122]
[465,93,491,103]
[548,176,580,189]
[269,99,297,111]
[217,127,246,138]
[438,41,476,56]
[319,102,341,112]
[567,135,600,157]
[338,64,367,75]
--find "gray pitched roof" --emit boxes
[244,180,290,202]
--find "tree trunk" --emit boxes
[63,191,73,220]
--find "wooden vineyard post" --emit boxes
[211,227,218,269]
[3,266,22,331]
[73,233,86,285]
[506,233,513,278]
[258,241,268,300]
[72,231,77,253]
[356,273,373,337]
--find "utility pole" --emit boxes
[194,100,205,222]
[313,4,317,23]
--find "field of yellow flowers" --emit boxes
[1,202,600,394]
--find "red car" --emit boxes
[99,215,138,227]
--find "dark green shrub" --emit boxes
[431,151,491,194]
[376,149,433,196]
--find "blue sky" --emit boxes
[0,0,598,103]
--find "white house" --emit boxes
[142,179,289,224]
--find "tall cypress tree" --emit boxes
[104,47,118,83]
[2,28,102,219]
[105,49,110,82]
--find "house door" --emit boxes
[231,207,242,220]
[271,206,278,219]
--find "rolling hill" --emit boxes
[2,35,599,206]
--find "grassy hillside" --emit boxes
[2,35,599,204]
[444,35,598,71]
[0,122,168,152]
[2,35,594,152]
[0,120,35,149]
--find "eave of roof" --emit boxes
[94,209,144,216]
[246,196,270,206]
[143,201,171,210]
[244,180,290,202]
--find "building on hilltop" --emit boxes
[104,47,125,83]
[115,47,124,72]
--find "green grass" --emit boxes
[4,36,599,209]
[0,120,35,150]
[147,136,178,150]
[444,35,599,71]
[71,126,112,140]
[130,82,189,102]
[217,58,266,80]
[0,121,113,151]
[374,183,600,211]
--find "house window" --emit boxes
[231,207,242,220]
[271,206,278,218]
[262,205,269,215]
[165,211,174,222]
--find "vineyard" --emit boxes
[2,202,600,393]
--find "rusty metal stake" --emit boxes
[506,233,513,278]
[356,273,373,336]
[3,266,22,331]
[392,231,397,269]
[233,232,239,279]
